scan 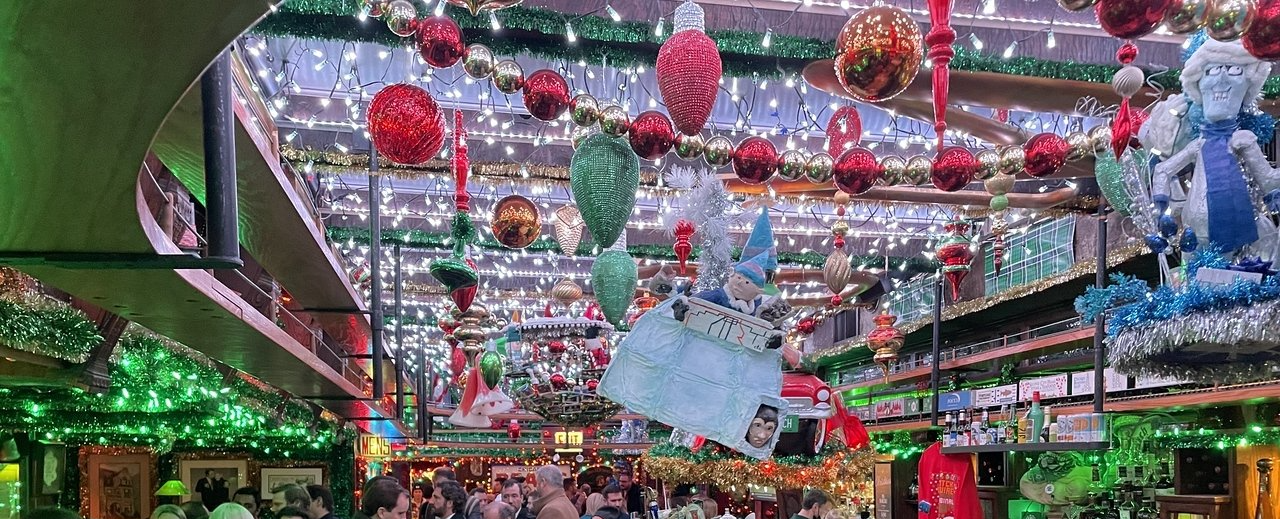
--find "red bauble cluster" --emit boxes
[367,84,446,165]
[657,29,722,135]
[1245,2,1280,60]
[1024,133,1070,178]
[547,340,567,354]
[549,373,568,389]
[522,70,570,122]
[833,147,881,195]
[932,147,977,191]
[629,111,676,160]
[416,16,465,68]
[732,137,779,184]
[1095,0,1172,39]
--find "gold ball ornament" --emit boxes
[462,44,496,79]
[1165,0,1211,34]
[832,220,850,237]
[703,136,735,167]
[834,6,924,103]
[823,248,853,294]
[975,149,1001,180]
[879,155,907,185]
[599,105,631,137]
[805,152,835,183]
[1088,125,1112,152]
[904,155,933,185]
[384,0,418,37]
[552,278,584,306]
[998,145,1025,176]
[490,195,541,249]
[1206,0,1257,41]
[569,94,600,127]
[777,149,808,181]
[674,133,704,160]
[1065,131,1092,161]
[492,60,526,94]
[833,191,852,206]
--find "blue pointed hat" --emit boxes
[742,207,778,273]
[734,251,769,287]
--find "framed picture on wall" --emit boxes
[37,443,66,494]
[178,459,248,509]
[259,467,325,499]
[86,452,154,519]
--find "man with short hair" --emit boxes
[530,466,576,519]
[483,503,516,519]
[591,506,623,519]
[792,490,832,519]
[196,470,231,511]
[601,484,625,511]
[615,473,642,514]
[233,487,262,519]
[276,506,310,519]
[361,480,411,519]
[432,468,457,485]
[273,484,314,516]
[306,484,336,519]
[500,480,531,519]
[432,480,468,519]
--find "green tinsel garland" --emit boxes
[327,226,937,272]
[255,0,1280,96]
[0,295,102,363]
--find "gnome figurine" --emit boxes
[694,251,771,315]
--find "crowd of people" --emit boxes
[25,480,344,519]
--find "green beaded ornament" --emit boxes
[570,134,639,249]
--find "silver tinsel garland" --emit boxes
[1108,298,1280,384]
[682,168,736,293]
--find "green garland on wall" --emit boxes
[0,294,102,363]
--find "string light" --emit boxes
[969,33,984,50]
[982,0,997,15]
[433,0,446,16]
[654,17,665,37]
[1002,41,1017,59]
[565,22,577,43]
[761,29,773,48]
[489,11,501,31]
[606,5,621,22]
[1046,29,1056,49]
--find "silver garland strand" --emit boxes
[685,170,735,293]
[1108,298,1280,384]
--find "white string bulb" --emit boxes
[1046,29,1056,49]
[762,29,773,48]
[565,22,577,43]
[654,17,665,37]
[969,33,984,50]
[489,11,501,30]
[1002,41,1017,59]
[606,5,621,22]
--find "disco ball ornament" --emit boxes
[599,105,631,137]
[523,70,571,122]
[1095,0,1172,39]
[998,145,1026,175]
[975,149,1001,180]
[904,155,933,185]
[592,249,638,326]
[805,152,835,183]
[462,43,496,78]
[552,278,584,306]
[674,133,705,160]
[493,60,526,94]
[656,0,721,135]
[703,135,735,167]
[570,94,601,126]
[365,0,390,17]
[1023,133,1070,177]
[880,155,907,185]
[570,134,639,249]
[826,106,863,156]
[777,149,808,181]
[833,148,881,195]
[367,84,446,165]
[417,16,465,68]
[1206,0,1257,41]
[732,137,779,185]
[1165,0,1211,34]
[1244,0,1280,59]
[628,111,676,160]
[447,0,523,16]
[834,5,924,102]
[384,0,418,37]
[491,195,541,249]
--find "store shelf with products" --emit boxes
[940,441,1111,454]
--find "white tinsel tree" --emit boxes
[663,167,737,293]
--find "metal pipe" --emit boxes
[1094,204,1108,414]
[394,243,405,419]
[930,272,943,428]
[201,49,242,265]
[419,338,429,441]
[370,148,384,400]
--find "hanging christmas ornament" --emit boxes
[880,155,907,185]
[703,135,735,167]
[998,145,1025,176]
[549,373,568,389]
[463,43,496,79]
[932,147,977,192]
[570,134,639,249]
[732,136,779,184]
[507,419,522,441]
[1207,0,1257,41]
[350,262,372,287]
[592,239,638,326]
[523,70,570,122]
[552,278,584,306]
[826,106,863,156]
[984,172,1017,211]
[570,125,597,150]
[935,220,974,301]
[833,147,881,195]
[384,0,418,37]
[1058,0,1098,11]
[777,149,808,181]
[446,0,523,16]
[673,219,696,275]
[1088,125,1113,152]
[490,195,541,249]
[1095,0,1172,39]
[865,312,905,376]
[365,0,390,17]
[492,60,526,94]
[1094,149,1140,216]
[1244,0,1280,59]
[599,105,631,137]
[834,5,924,102]
[805,152,835,183]
[975,149,1001,180]
[553,205,585,255]
[1166,0,1212,34]
[569,94,601,126]
[990,214,1009,275]
[430,110,480,311]
[1064,131,1093,161]
[674,133,705,160]
[417,16,465,67]
[368,84,446,165]
[1109,43,1145,160]
[480,348,505,387]
[629,111,676,160]
[657,0,721,135]
[904,155,933,185]
[824,249,852,302]
[1024,133,1071,177]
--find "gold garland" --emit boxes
[810,242,1147,361]
[642,448,876,497]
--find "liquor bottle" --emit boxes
[1101,493,1120,519]
[1028,392,1044,443]
[1004,405,1017,444]
[1116,491,1135,519]
[1117,465,1130,491]
[943,412,954,447]
[1155,461,1174,496]
[1256,458,1275,519]
[979,409,992,445]
[958,410,970,446]
[1136,498,1158,519]
[908,474,920,500]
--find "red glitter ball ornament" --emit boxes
[832,147,882,195]
[586,379,599,391]
[932,147,977,191]
[367,84,446,165]
[628,111,676,160]
[826,106,863,156]
[1245,1,1280,60]
[547,340,567,354]
[732,137,779,185]
[550,373,567,389]
[522,70,570,122]
[1024,133,1070,177]
[1095,0,1172,40]
[656,5,721,136]
[416,16,465,68]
